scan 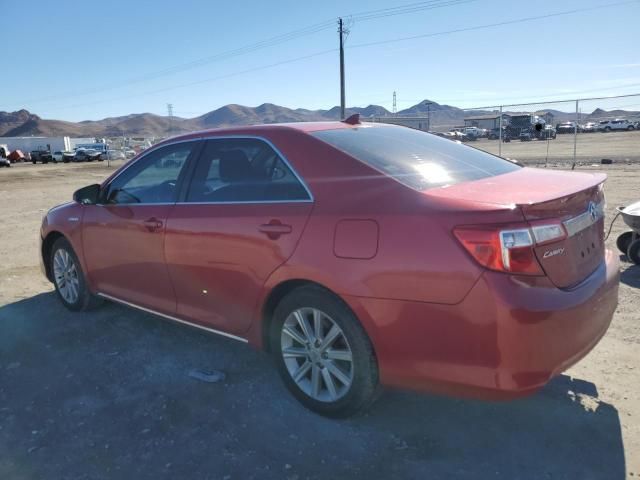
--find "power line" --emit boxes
[9,0,475,109]
[47,49,337,111]
[349,0,639,50]
[18,0,638,113]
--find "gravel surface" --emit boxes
[0,161,638,479]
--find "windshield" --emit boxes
[312,125,520,191]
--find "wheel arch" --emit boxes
[42,231,66,282]
[260,278,375,357]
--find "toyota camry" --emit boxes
[40,118,618,417]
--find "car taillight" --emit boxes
[453,222,566,276]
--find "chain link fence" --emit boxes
[370,93,640,168]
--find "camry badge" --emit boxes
[543,247,565,259]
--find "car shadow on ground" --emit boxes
[0,292,626,479]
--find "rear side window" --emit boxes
[185,138,310,203]
[312,125,520,191]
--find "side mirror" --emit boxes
[73,184,101,205]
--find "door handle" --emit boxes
[259,220,292,239]
[143,217,163,232]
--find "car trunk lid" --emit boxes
[427,168,606,288]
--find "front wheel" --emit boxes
[628,239,640,265]
[617,232,633,254]
[272,286,379,417]
[50,237,102,311]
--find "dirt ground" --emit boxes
[473,130,640,165]
[0,160,639,479]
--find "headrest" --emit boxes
[219,150,252,182]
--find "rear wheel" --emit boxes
[628,125,635,131]
[50,237,102,311]
[272,286,379,417]
[617,232,634,254]
[627,239,640,265]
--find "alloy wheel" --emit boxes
[53,248,80,304]
[280,307,354,402]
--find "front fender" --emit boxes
[41,202,89,286]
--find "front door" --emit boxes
[82,141,200,314]
[164,137,313,335]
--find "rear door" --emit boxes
[82,141,201,313]
[164,137,313,335]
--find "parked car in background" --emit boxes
[520,124,555,141]
[598,119,635,132]
[62,152,75,163]
[556,122,578,134]
[519,129,533,141]
[0,147,10,167]
[31,149,53,164]
[105,150,126,161]
[539,124,557,139]
[581,122,598,133]
[52,151,64,163]
[8,150,25,163]
[40,120,618,417]
[463,126,487,138]
[124,148,137,159]
[73,149,103,162]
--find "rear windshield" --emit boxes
[313,125,519,191]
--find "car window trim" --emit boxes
[97,138,203,206]
[100,135,314,206]
[179,135,314,205]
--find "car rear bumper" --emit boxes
[345,249,619,399]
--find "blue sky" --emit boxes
[2,0,639,121]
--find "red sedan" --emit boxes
[40,119,618,417]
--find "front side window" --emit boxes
[185,138,310,203]
[312,125,520,191]
[103,142,195,204]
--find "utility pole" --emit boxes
[425,101,433,131]
[392,91,397,114]
[167,103,173,137]
[338,18,347,120]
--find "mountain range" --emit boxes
[1,101,637,138]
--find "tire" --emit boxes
[32,160,36,164]
[627,239,640,265]
[617,231,633,254]
[271,285,379,418]
[628,126,635,131]
[604,127,612,132]
[50,237,102,311]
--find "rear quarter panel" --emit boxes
[247,130,526,346]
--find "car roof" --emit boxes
[158,121,364,145]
